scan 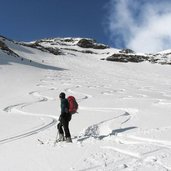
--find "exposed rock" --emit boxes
[61,48,97,54]
[44,47,63,55]
[77,39,108,49]
[0,40,6,49]
[119,48,135,54]
[106,53,150,63]
[105,53,171,65]
[22,41,63,55]
[0,40,19,57]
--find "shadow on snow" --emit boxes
[77,126,137,142]
[0,52,65,71]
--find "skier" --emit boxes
[57,92,72,143]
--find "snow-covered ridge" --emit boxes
[25,37,108,48]
[1,35,171,65]
[0,36,19,57]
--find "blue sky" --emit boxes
[0,0,110,45]
[1,0,171,52]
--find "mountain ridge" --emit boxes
[0,35,171,65]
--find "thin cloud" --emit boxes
[105,0,171,53]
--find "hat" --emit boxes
[59,92,65,99]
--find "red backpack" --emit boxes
[67,96,78,114]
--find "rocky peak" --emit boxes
[1,35,171,65]
[77,38,108,49]
[0,36,19,57]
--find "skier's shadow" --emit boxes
[111,126,137,135]
[77,126,137,142]
[98,126,137,140]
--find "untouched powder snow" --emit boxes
[0,38,171,171]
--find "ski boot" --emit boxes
[66,137,72,143]
[56,133,65,142]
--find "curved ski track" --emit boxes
[54,55,171,171]
[1,53,171,170]
[1,75,58,145]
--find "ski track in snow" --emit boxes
[101,146,171,171]
[1,73,58,145]
[1,54,171,171]
[60,72,171,170]
[54,57,171,171]
[0,67,96,145]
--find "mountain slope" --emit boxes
[1,35,171,65]
[0,36,171,171]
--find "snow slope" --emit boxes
[0,37,171,171]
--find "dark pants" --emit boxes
[57,115,71,138]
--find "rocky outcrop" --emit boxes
[104,53,171,65]
[77,39,108,49]
[22,38,108,55]
[119,48,135,54]
[0,39,19,57]
[106,53,150,63]
[0,40,7,50]
[23,41,63,55]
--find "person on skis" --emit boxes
[57,92,72,143]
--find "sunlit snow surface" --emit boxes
[0,37,171,171]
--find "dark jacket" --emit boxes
[59,98,71,122]
[60,98,69,116]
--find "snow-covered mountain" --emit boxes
[1,35,171,65]
[0,35,171,171]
